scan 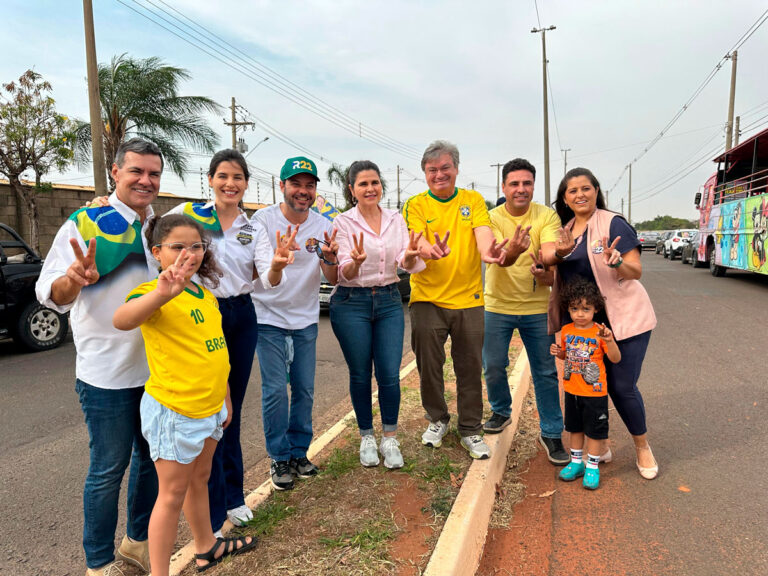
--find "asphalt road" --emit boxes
[0,304,411,576]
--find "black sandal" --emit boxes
[195,535,258,572]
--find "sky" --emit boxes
[2,0,768,223]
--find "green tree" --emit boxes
[634,215,697,230]
[0,70,77,251]
[75,54,221,190]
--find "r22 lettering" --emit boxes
[292,160,313,170]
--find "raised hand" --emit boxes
[428,231,451,260]
[483,237,510,265]
[272,227,297,272]
[156,249,197,298]
[507,225,532,259]
[602,236,622,266]
[529,249,546,276]
[67,237,99,287]
[321,228,339,262]
[596,323,614,343]
[405,230,423,260]
[555,227,575,258]
[350,232,367,266]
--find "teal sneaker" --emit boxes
[558,461,586,481]
[583,467,600,490]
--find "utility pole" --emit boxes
[734,116,741,146]
[725,51,738,151]
[562,148,571,176]
[83,0,108,196]
[272,175,276,204]
[397,165,401,209]
[628,163,632,224]
[532,25,556,206]
[490,163,503,200]
[224,97,254,149]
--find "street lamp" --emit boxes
[244,136,270,158]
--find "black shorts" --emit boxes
[563,392,609,439]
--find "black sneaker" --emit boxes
[538,436,570,465]
[289,456,319,479]
[270,459,294,491]
[483,412,512,434]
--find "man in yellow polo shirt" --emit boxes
[482,158,569,465]
[403,140,508,460]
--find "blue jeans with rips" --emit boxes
[256,323,318,461]
[329,284,404,435]
[75,379,158,569]
[208,294,258,532]
[482,311,564,439]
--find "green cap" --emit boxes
[280,156,319,182]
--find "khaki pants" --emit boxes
[409,302,484,436]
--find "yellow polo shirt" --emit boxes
[484,202,561,315]
[402,188,490,309]
[127,280,230,418]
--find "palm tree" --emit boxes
[75,54,221,190]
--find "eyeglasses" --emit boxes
[304,238,337,266]
[154,242,209,253]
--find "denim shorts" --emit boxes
[140,393,227,464]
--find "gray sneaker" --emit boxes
[460,434,491,459]
[379,436,404,469]
[421,421,449,448]
[270,459,294,491]
[289,456,319,478]
[483,412,512,434]
[359,434,380,467]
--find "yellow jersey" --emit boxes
[484,202,561,315]
[127,280,230,418]
[402,188,490,309]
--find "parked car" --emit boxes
[680,231,706,267]
[319,269,411,310]
[663,229,696,260]
[655,231,672,254]
[0,223,68,351]
[638,231,660,251]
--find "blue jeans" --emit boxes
[208,294,258,531]
[256,323,318,461]
[76,379,158,569]
[329,284,404,434]
[482,311,563,438]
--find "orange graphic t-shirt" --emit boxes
[560,323,608,397]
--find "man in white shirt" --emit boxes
[250,156,338,491]
[36,139,162,576]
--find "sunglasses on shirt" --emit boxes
[304,238,337,266]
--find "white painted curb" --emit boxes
[167,358,419,575]
[423,349,531,576]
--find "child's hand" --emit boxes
[597,323,614,342]
[550,343,562,356]
[156,249,197,298]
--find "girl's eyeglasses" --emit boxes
[154,242,209,253]
[304,238,338,266]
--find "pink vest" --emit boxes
[548,209,657,341]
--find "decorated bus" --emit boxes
[693,126,768,277]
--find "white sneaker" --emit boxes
[380,436,404,469]
[360,434,380,467]
[227,504,253,527]
[422,421,448,448]
[461,435,491,459]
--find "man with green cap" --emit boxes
[250,156,339,491]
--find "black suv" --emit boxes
[1,223,68,351]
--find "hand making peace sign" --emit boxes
[272,226,298,272]
[321,229,339,263]
[156,249,198,298]
[596,322,615,343]
[67,237,99,287]
[602,236,622,267]
[507,225,532,258]
[555,227,576,258]
[350,232,367,266]
[428,231,451,260]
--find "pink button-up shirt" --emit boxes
[335,206,426,287]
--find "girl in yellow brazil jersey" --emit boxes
[113,215,292,574]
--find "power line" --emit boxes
[116,0,421,161]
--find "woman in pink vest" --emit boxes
[548,167,658,480]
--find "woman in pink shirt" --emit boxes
[330,160,425,469]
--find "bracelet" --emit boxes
[555,248,573,260]
[608,256,623,268]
